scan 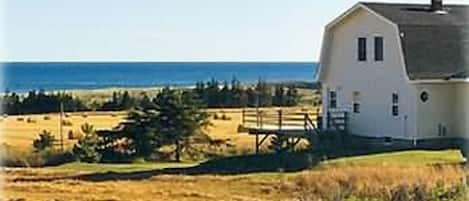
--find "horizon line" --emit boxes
[0,60,319,63]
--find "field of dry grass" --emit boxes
[2,150,467,201]
[0,112,126,151]
[0,107,316,154]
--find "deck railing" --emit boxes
[242,108,321,131]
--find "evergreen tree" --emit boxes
[154,87,209,162]
[73,123,101,163]
[285,87,300,106]
[273,84,285,106]
[255,78,272,107]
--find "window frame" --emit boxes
[374,36,384,61]
[358,37,367,61]
[392,93,399,116]
[352,91,361,114]
[329,91,337,109]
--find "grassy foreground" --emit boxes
[3,150,467,201]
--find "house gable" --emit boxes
[319,4,418,139]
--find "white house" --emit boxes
[317,0,469,151]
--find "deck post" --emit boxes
[304,113,308,131]
[278,109,282,130]
[255,133,260,154]
[242,108,246,126]
[327,112,331,130]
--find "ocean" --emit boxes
[2,62,318,92]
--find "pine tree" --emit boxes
[73,123,101,163]
[154,87,209,162]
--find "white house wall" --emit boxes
[416,84,456,139]
[454,83,469,139]
[320,7,418,139]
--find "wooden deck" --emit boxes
[240,108,322,153]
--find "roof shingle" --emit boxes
[362,2,469,80]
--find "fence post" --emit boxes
[260,111,263,129]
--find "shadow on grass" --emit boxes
[13,151,320,182]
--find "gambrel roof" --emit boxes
[362,2,469,80]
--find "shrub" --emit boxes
[213,113,219,120]
[237,124,249,133]
[1,146,74,167]
[33,130,55,151]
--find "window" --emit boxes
[392,93,399,116]
[352,91,361,113]
[358,38,367,61]
[374,37,383,61]
[329,91,337,109]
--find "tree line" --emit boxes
[1,90,88,115]
[1,78,302,115]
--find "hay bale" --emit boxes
[62,120,73,127]
[16,117,24,122]
[26,118,37,124]
[43,116,51,120]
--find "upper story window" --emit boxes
[358,38,367,61]
[329,91,337,109]
[375,37,384,61]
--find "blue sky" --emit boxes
[1,0,467,62]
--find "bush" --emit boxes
[213,113,219,120]
[1,147,74,167]
[33,130,55,151]
[237,124,249,133]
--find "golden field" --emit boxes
[2,151,467,201]
[1,107,314,152]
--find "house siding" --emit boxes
[416,84,457,139]
[320,7,418,140]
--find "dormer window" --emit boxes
[358,37,367,61]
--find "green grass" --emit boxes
[322,150,464,166]
[41,150,463,175]
[46,162,198,173]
